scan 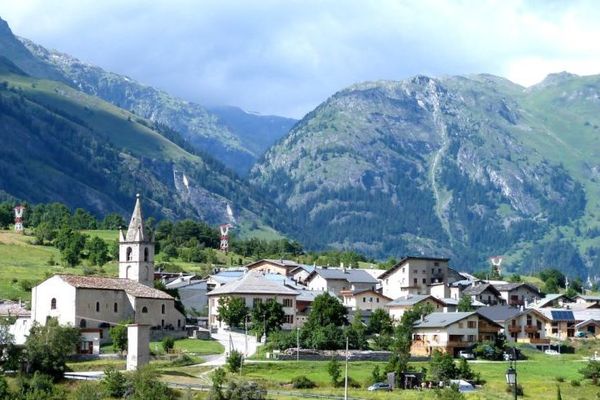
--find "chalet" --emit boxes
[461,283,504,306]
[576,319,600,337]
[385,294,445,320]
[538,309,577,339]
[477,306,551,345]
[410,312,502,356]
[244,259,303,277]
[31,196,186,354]
[530,294,572,309]
[341,289,391,312]
[574,295,600,306]
[305,268,378,297]
[289,265,316,283]
[378,257,450,299]
[207,272,299,330]
[494,283,541,306]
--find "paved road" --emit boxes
[202,328,259,366]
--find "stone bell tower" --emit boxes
[119,194,154,286]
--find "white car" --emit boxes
[458,350,475,360]
[545,349,560,356]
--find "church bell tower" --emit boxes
[119,194,154,286]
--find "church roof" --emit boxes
[122,194,148,242]
[58,275,173,299]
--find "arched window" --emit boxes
[161,304,166,314]
[141,306,148,313]
[144,247,149,262]
[96,302,100,312]
[114,302,118,313]
[126,265,131,279]
[79,319,87,328]
[126,247,133,261]
[50,298,56,310]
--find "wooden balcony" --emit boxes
[508,325,521,333]
[479,324,500,333]
[524,325,539,334]
[530,338,550,344]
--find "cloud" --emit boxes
[2,0,600,118]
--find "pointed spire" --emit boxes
[125,193,147,242]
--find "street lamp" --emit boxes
[505,366,516,385]
[505,346,518,400]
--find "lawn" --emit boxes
[150,338,225,356]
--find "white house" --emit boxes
[305,268,378,297]
[378,257,450,299]
[341,289,391,312]
[0,300,32,345]
[30,195,186,353]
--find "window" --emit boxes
[369,297,373,302]
[362,297,366,303]
[96,302,100,312]
[114,303,118,313]
[161,319,165,327]
[177,319,181,328]
[467,335,475,342]
[144,247,149,262]
[283,298,293,307]
[126,247,132,261]
[376,298,380,303]
[413,278,417,285]
[142,306,148,313]
[467,321,477,328]
[161,304,166,314]
[284,315,294,324]
[79,319,87,328]
[434,262,439,267]
[422,278,426,284]
[50,298,56,310]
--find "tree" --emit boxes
[109,322,129,354]
[101,213,125,230]
[557,385,562,400]
[580,360,600,385]
[16,371,64,399]
[54,228,87,267]
[162,336,175,353]
[371,365,385,384]
[102,366,127,398]
[429,350,458,382]
[251,299,285,337]
[457,357,474,380]
[509,274,522,283]
[34,222,56,245]
[218,297,248,328]
[23,318,80,379]
[0,375,11,400]
[345,311,368,350]
[327,357,341,387]
[367,308,393,335]
[305,293,348,328]
[457,296,474,312]
[0,203,12,229]
[0,316,17,371]
[85,236,109,266]
[208,367,226,400]
[226,350,243,373]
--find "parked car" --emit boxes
[367,382,391,391]
[458,350,475,360]
[545,349,560,356]
[575,331,587,338]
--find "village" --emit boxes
[2,196,600,399]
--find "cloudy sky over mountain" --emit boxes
[2,0,600,117]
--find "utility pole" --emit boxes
[296,327,300,362]
[344,336,349,400]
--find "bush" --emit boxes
[102,366,127,398]
[162,336,175,353]
[555,376,565,382]
[222,379,267,400]
[227,350,243,373]
[505,384,524,396]
[435,386,466,400]
[70,382,103,400]
[571,379,581,387]
[291,376,316,389]
[169,354,197,367]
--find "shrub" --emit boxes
[555,376,565,382]
[505,384,524,395]
[327,357,341,386]
[169,354,197,367]
[291,376,316,389]
[571,379,581,387]
[435,386,466,400]
[102,366,127,398]
[226,350,243,373]
[222,379,267,400]
[70,381,103,400]
[162,336,175,353]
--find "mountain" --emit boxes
[0,17,293,176]
[251,74,600,276]
[0,55,275,231]
[207,106,297,159]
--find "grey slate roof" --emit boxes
[532,294,566,308]
[386,294,438,307]
[413,312,476,328]
[308,268,379,284]
[207,272,299,297]
[462,283,501,297]
[476,305,522,323]
[576,295,600,302]
[58,275,173,299]
[493,283,541,294]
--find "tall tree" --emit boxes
[251,299,285,337]
[217,297,248,328]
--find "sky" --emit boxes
[2,0,600,118]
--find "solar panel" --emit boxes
[551,310,575,321]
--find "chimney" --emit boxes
[341,262,346,273]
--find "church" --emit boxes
[31,195,186,354]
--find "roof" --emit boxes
[378,256,450,280]
[307,268,379,284]
[413,312,476,329]
[342,288,391,299]
[120,194,149,242]
[296,289,327,302]
[550,310,575,321]
[207,272,299,297]
[576,295,600,302]
[576,319,600,329]
[166,276,206,290]
[533,294,567,308]
[209,270,245,284]
[289,265,316,275]
[245,259,301,270]
[386,294,441,307]
[476,305,523,323]
[57,275,173,299]
[493,283,541,294]
[462,283,501,297]
[0,300,30,317]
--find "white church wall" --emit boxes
[31,276,76,326]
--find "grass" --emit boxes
[149,338,225,356]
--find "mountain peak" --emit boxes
[535,71,579,88]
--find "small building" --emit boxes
[166,276,208,315]
[494,283,541,306]
[574,295,600,305]
[378,257,450,299]
[305,268,378,297]
[538,309,577,339]
[410,312,501,356]
[207,272,299,330]
[341,289,391,312]
[289,265,316,284]
[385,295,445,321]
[244,259,303,277]
[531,294,571,309]
[576,319,600,337]
[461,283,504,306]
[206,269,245,291]
[477,305,551,345]
[0,300,31,345]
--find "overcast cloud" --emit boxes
[2,0,600,118]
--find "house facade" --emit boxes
[461,284,504,306]
[244,259,302,277]
[305,268,378,297]
[341,289,391,312]
[494,283,541,306]
[385,295,445,321]
[378,257,449,299]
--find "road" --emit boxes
[202,328,259,366]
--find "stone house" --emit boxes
[378,257,450,299]
[461,283,504,306]
[166,275,208,315]
[494,283,541,306]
